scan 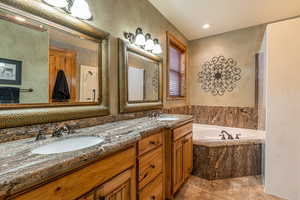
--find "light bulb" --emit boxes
[145,33,155,51]
[15,16,26,22]
[153,39,162,54]
[134,28,145,46]
[43,0,68,8]
[70,0,92,20]
[202,24,210,29]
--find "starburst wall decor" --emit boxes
[198,56,241,96]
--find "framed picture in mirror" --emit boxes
[0,58,22,85]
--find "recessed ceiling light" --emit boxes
[202,24,210,29]
[15,16,26,22]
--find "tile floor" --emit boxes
[175,176,285,200]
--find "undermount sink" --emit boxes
[157,117,179,121]
[32,136,104,155]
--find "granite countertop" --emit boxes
[0,114,192,198]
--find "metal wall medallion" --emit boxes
[198,56,241,96]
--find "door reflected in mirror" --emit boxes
[0,10,101,106]
[127,51,159,102]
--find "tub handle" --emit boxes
[235,134,241,139]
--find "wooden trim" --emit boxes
[166,32,187,52]
[118,38,163,113]
[166,32,187,100]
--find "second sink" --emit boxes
[32,136,104,155]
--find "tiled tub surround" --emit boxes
[163,105,258,129]
[0,114,193,198]
[192,124,264,180]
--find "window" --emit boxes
[167,32,187,98]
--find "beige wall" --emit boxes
[0,20,49,104]
[188,25,266,107]
[87,0,188,114]
[265,17,300,200]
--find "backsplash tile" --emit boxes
[0,111,160,144]
[163,105,258,129]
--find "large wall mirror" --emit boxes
[0,1,109,128]
[119,39,163,113]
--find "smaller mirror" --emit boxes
[127,51,159,102]
[119,39,162,113]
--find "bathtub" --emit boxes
[192,124,265,180]
[193,124,265,146]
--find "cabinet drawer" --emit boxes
[15,148,135,200]
[138,132,162,156]
[138,147,163,189]
[140,174,163,200]
[173,122,192,141]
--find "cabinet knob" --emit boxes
[150,164,155,169]
[151,196,156,200]
[149,141,158,145]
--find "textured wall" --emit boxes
[265,17,300,200]
[188,25,266,107]
[0,20,49,103]
[87,0,188,113]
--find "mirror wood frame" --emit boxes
[0,0,110,128]
[118,38,163,113]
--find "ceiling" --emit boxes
[148,0,300,40]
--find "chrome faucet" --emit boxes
[52,125,72,137]
[221,130,234,140]
[35,130,46,141]
[148,111,162,120]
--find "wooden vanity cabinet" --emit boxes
[13,148,136,200]
[165,122,193,199]
[137,131,164,200]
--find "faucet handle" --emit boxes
[219,134,226,140]
[35,129,46,141]
[235,134,241,139]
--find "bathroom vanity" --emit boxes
[0,115,193,200]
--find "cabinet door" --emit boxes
[172,138,184,193]
[183,133,193,180]
[95,168,136,200]
[139,174,163,200]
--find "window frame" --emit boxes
[166,32,187,99]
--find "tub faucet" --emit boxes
[219,133,226,140]
[221,130,234,140]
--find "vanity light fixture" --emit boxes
[42,0,93,20]
[145,33,155,51]
[134,28,146,46]
[42,0,68,8]
[153,39,162,54]
[124,28,162,55]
